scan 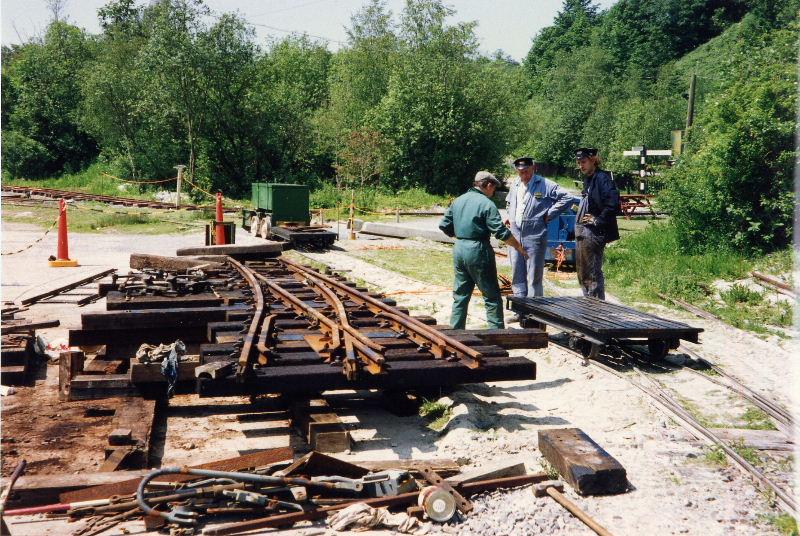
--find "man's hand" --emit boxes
[543,214,549,224]
[580,215,596,225]
[517,245,529,260]
[503,218,510,228]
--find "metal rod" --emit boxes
[546,487,615,536]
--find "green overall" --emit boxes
[438,188,512,329]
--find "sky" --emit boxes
[1,0,617,62]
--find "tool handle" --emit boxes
[547,487,615,536]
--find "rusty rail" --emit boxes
[279,257,483,369]
[227,258,267,378]
[291,269,386,378]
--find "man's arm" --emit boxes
[486,203,528,259]
[594,174,620,227]
[438,205,455,237]
[546,180,576,221]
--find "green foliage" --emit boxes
[3,22,97,177]
[661,17,796,255]
[720,284,762,306]
[761,513,799,536]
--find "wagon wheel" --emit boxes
[580,341,601,360]
[249,215,261,236]
[258,215,272,239]
[647,339,669,361]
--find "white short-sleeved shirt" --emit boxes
[514,179,529,227]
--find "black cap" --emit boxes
[513,156,535,169]
[575,147,598,159]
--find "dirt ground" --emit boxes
[1,218,797,535]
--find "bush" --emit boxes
[1,131,54,178]
[660,20,796,255]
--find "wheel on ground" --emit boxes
[580,341,601,360]
[647,339,669,360]
[258,216,272,239]
[249,215,261,236]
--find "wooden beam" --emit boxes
[199,356,535,397]
[129,253,224,272]
[538,428,627,495]
[290,398,351,453]
[0,319,60,334]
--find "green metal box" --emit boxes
[251,183,310,224]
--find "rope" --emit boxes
[101,172,176,184]
[1,216,60,256]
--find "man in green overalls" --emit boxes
[439,171,528,329]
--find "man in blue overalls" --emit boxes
[504,156,574,303]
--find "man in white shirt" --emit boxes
[504,156,574,305]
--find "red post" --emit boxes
[215,192,225,245]
[57,199,70,259]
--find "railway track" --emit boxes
[66,255,540,400]
[1,185,234,212]
[548,334,797,518]
[197,256,533,395]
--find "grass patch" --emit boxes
[760,514,798,536]
[418,399,452,432]
[310,183,450,211]
[704,445,728,466]
[604,222,793,334]
[539,458,560,480]
[741,407,777,431]
[730,439,762,467]
[2,200,215,234]
[350,245,511,287]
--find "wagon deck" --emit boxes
[507,296,703,359]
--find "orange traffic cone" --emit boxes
[215,192,226,245]
[48,199,78,267]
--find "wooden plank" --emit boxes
[82,359,124,375]
[199,356,535,397]
[538,428,627,495]
[106,291,224,311]
[0,319,60,333]
[59,351,85,401]
[446,328,547,350]
[80,306,246,330]
[129,253,224,272]
[129,357,199,383]
[448,459,526,485]
[18,268,116,305]
[98,447,134,472]
[708,428,794,451]
[291,398,351,453]
[69,326,209,346]
[176,243,283,258]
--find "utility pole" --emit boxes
[174,165,186,209]
[685,74,696,133]
[348,191,356,240]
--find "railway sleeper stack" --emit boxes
[1,306,55,386]
[65,255,543,401]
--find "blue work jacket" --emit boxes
[506,175,573,244]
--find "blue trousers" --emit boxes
[508,234,548,297]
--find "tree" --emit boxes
[661,17,796,254]
[334,128,389,189]
[370,0,519,193]
[3,21,97,177]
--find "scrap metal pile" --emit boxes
[65,254,542,401]
[1,451,552,536]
